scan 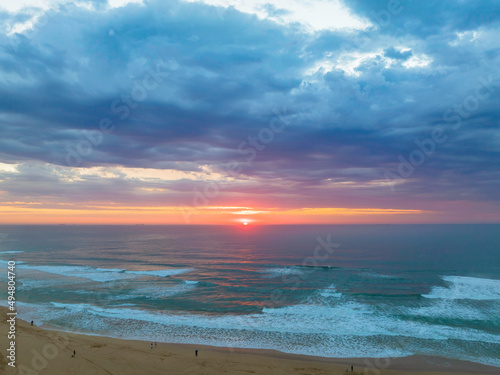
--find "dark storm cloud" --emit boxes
[0,0,499,210]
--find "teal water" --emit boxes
[0,225,499,366]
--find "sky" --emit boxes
[0,0,499,225]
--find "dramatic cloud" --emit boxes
[0,0,499,223]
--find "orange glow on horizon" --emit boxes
[0,204,438,225]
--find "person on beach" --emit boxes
[195,350,198,356]
[72,350,76,357]
[31,320,33,326]
[151,343,153,350]
[351,365,353,371]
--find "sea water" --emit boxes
[0,224,499,367]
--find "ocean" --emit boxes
[0,224,499,367]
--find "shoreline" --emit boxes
[2,307,499,375]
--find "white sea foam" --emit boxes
[21,265,132,282]
[11,299,500,367]
[32,297,500,345]
[19,264,192,282]
[406,302,491,321]
[20,278,84,290]
[0,251,23,254]
[260,267,303,278]
[423,276,500,300]
[318,284,342,299]
[127,269,192,278]
[50,302,137,312]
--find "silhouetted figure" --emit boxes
[351,365,353,372]
[195,350,198,356]
[73,350,76,357]
[151,343,153,350]
[31,321,33,326]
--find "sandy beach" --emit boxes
[1,307,498,375]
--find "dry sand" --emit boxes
[1,307,498,375]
